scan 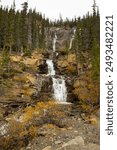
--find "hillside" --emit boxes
[0,2,100,150]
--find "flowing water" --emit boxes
[53,33,57,52]
[46,59,55,76]
[46,33,67,102]
[69,29,76,50]
[52,77,67,102]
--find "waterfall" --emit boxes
[52,77,67,102]
[46,32,67,102]
[46,59,55,76]
[53,33,57,52]
[69,28,76,50]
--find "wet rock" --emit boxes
[67,93,77,103]
[38,60,48,74]
[41,76,52,93]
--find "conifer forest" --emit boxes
[0,1,100,150]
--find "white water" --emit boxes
[52,77,67,101]
[46,59,55,76]
[69,29,76,50]
[46,32,67,102]
[53,33,57,52]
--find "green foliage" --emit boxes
[91,39,100,81]
[60,41,69,55]
[0,4,48,53]
[1,49,10,67]
[23,48,32,57]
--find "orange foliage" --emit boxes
[73,71,99,112]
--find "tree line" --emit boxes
[0,1,100,80]
[0,2,50,54]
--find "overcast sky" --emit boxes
[0,0,100,20]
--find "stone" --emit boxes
[67,127,73,130]
[58,137,100,150]
[59,145,81,150]
[54,140,62,145]
[83,143,100,150]
[61,136,84,148]
[42,146,52,150]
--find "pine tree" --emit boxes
[91,0,100,81]
[4,8,15,54]
[13,10,21,53]
[20,2,28,54]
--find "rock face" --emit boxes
[59,136,99,150]
[0,27,90,110]
[44,27,78,102]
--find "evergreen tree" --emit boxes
[20,2,28,53]
[4,8,15,54]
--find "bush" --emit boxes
[67,65,76,74]
[73,71,100,113]
[0,101,70,149]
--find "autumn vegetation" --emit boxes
[0,1,100,149]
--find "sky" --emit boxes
[0,0,100,20]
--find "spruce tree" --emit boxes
[20,2,28,54]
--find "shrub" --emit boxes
[0,101,69,149]
[67,65,76,74]
[73,71,100,113]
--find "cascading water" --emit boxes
[53,33,57,52]
[52,77,67,102]
[46,59,55,76]
[46,33,67,102]
[69,29,76,50]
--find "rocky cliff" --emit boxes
[0,27,99,150]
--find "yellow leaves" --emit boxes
[13,73,36,84]
[89,116,98,125]
[8,119,27,138]
[57,53,76,70]
[73,80,80,88]
[22,106,35,123]
[46,124,55,128]
[0,101,68,149]
[67,53,76,63]
[22,88,36,96]
[73,71,99,113]
[29,126,38,137]
[57,60,68,68]
[21,101,65,124]
[37,101,55,109]
[10,55,22,62]
[67,66,76,73]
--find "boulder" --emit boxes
[83,143,100,150]
[58,136,84,150]
[42,146,52,150]
[58,136,99,150]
